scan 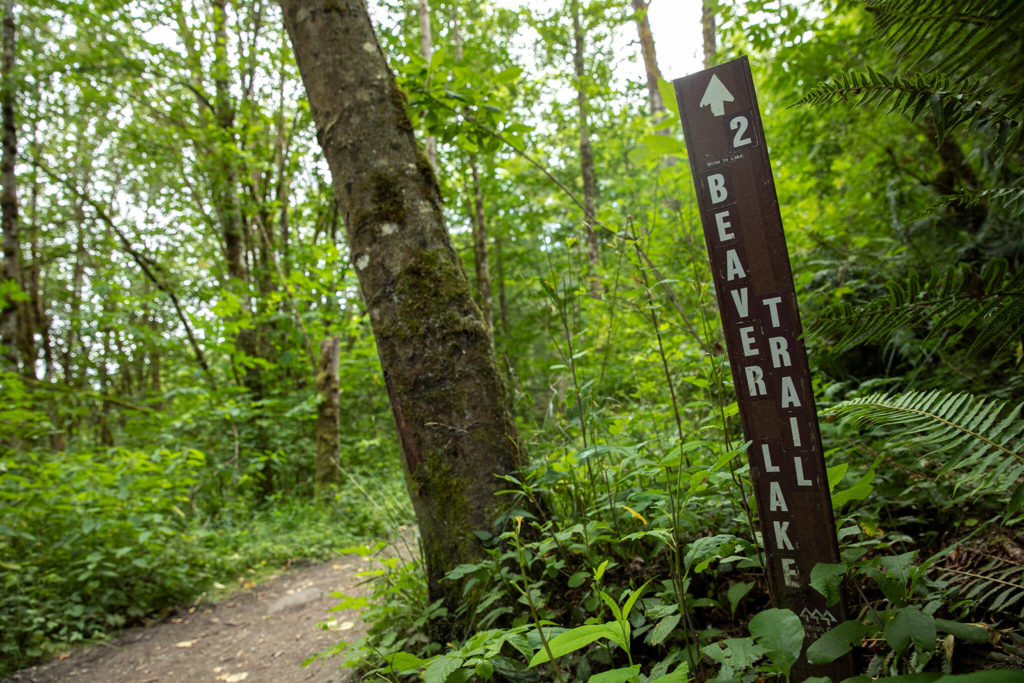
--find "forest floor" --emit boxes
[5,532,418,683]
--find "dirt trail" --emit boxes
[6,536,417,683]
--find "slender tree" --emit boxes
[701,0,717,68]
[0,0,26,373]
[315,335,340,495]
[570,0,601,298]
[418,0,438,170]
[630,0,665,118]
[449,3,494,333]
[278,0,527,634]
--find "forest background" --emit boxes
[1,0,1022,680]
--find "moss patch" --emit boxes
[414,146,441,198]
[350,169,407,238]
[391,248,484,346]
[389,84,414,135]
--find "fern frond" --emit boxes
[933,186,1024,216]
[809,259,1024,358]
[864,0,1024,95]
[796,1,1024,154]
[793,67,1023,134]
[824,389,1023,495]
[942,554,1024,619]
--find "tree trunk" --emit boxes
[469,160,493,333]
[630,0,665,118]
[450,5,493,334]
[417,0,438,170]
[211,0,250,293]
[495,231,508,337]
[0,0,25,373]
[279,0,526,634]
[701,0,717,68]
[315,335,341,496]
[63,216,85,388]
[571,0,601,298]
[210,0,276,497]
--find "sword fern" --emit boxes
[809,258,1024,358]
[824,389,1023,496]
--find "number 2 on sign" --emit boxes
[730,114,752,148]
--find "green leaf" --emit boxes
[422,654,462,683]
[427,45,447,74]
[806,620,871,664]
[703,636,766,669]
[749,608,805,676]
[657,77,679,115]
[809,562,847,607]
[826,463,848,493]
[640,133,684,157]
[684,534,739,574]
[1005,483,1024,523]
[884,606,936,655]
[590,665,641,683]
[528,623,618,667]
[727,581,754,617]
[473,658,494,679]
[648,662,689,682]
[934,618,989,645]
[934,672,1024,681]
[384,651,428,672]
[494,66,523,84]
[831,466,876,508]
[648,614,680,645]
[568,571,588,588]
[880,551,918,584]
[620,579,652,622]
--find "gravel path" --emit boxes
[5,535,417,683]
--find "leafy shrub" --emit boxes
[0,448,207,674]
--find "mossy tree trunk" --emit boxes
[279,0,526,633]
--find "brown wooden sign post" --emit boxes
[673,57,853,679]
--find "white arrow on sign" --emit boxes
[699,74,734,117]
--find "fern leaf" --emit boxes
[864,0,1024,90]
[824,389,1023,495]
[793,68,1022,134]
[797,1,1024,153]
[809,259,1024,358]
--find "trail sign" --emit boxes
[673,57,853,679]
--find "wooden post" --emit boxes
[674,56,853,680]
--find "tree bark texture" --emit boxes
[571,0,601,298]
[630,0,665,118]
[470,160,493,333]
[315,335,341,495]
[211,0,250,292]
[450,6,493,334]
[417,0,438,170]
[0,0,24,373]
[701,0,717,68]
[279,0,525,624]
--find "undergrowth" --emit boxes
[316,226,1024,681]
[0,446,411,677]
